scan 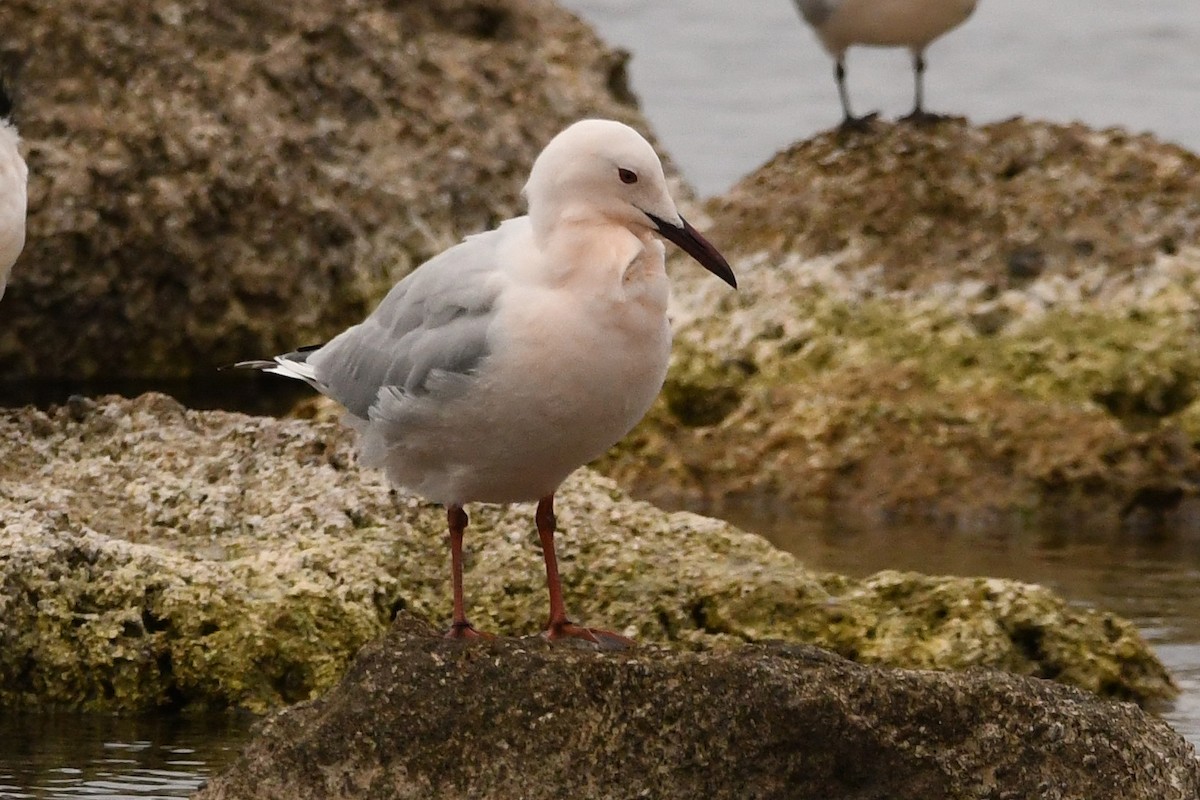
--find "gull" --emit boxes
[0,75,27,302]
[239,119,736,648]
[793,0,978,128]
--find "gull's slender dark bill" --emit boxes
[647,212,737,289]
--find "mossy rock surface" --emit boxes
[0,394,1175,711]
[622,119,1200,529]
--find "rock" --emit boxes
[702,117,1200,293]
[606,120,1200,530]
[0,0,647,380]
[194,616,1200,800]
[0,394,1175,712]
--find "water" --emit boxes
[0,714,253,799]
[561,0,1200,196]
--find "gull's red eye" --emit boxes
[618,168,638,185]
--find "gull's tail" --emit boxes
[233,343,326,393]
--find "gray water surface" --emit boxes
[561,0,1200,196]
[0,714,253,799]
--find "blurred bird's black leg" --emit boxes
[537,494,634,651]
[445,504,493,639]
[835,58,877,132]
[900,51,944,124]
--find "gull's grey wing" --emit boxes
[794,0,836,27]
[307,221,517,420]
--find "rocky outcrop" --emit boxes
[194,616,1200,800]
[610,119,1200,531]
[0,394,1175,712]
[704,117,1200,292]
[0,0,645,380]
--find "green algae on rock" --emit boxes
[606,273,1200,526]
[620,119,1200,528]
[0,395,1175,711]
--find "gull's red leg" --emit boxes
[536,494,634,651]
[445,504,493,640]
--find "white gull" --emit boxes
[239,119,736,647]
[0,76,27,302]
[793,0,978,127]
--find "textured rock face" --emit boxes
[609,119,1200,530]
[0,395,1175,712]
[0,0,643,379]
[703,118,1200,292]
[194,617,1200,800]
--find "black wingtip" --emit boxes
[222,343,325,372]
[224,360,276,372]
[0,55,22,125]
[0,77,13,123]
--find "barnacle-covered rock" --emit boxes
[0,394,1175,711]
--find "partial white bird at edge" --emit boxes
[0,75,28,303]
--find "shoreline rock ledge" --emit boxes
[195,615,1199,800]
[0,394,1176,713]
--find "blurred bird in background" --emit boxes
[793,0,978,128]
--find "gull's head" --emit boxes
[524,119,736,288]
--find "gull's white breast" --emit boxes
[372,226,672,506]
[817,0,977,53]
